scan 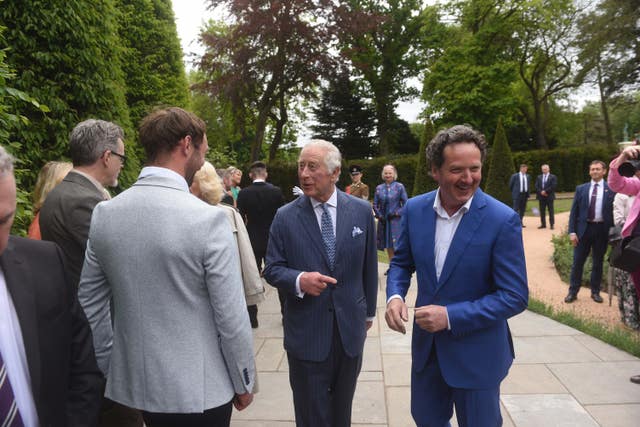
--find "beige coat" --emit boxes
[220,203,266,306]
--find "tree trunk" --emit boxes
[533,99,548,149]
[269,93,288,161]
[596,63,613,145]
[376,97,391,156]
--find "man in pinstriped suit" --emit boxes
[263,139,378,427]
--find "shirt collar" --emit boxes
[138,166,190,192]
[310,187,338,209]
[252,179,266,183]
[433,189,473,219]
[70,169,109,198]
[590,179,603,186]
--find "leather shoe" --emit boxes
[550,225,554,230]
[591,293,603,303]
[630,375,640,384]
[538,225,546,229]
[564,293,577,303]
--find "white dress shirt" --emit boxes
[590,179,605,222]
[0,267,39,427]
[138,166,190,192]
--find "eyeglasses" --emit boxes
[109,150,127,165]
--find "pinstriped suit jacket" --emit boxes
[263,190,378,362]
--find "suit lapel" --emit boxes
[436,191,486,290]
[421,197,438,287]
[335,191,351,264]
[0,239,41,400]
[296,196,332,268]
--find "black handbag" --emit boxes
[610,235,640,272]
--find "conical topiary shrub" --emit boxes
[484,118,515,206]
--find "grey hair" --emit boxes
[302,139,342,173]
[0,145,15,177]
[381,164,398,180]
[69,119,124,167]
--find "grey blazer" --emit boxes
[78,173,255,413]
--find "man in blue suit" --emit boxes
[509,163,531,226]
[565,160,615,304]
[264,139,378,427]
[385,125,528,427]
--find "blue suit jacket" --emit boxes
[387,189,528,390]
[264,190,378,362]
[568,181,615,239]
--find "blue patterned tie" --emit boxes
[0,352,25,427]
[320,203,336,269]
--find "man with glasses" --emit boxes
[40,119,139,426]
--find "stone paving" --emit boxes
[232,265,640,426]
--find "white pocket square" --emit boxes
[352,226,363,237]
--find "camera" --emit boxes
[618,159,640,177]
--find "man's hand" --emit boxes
[233,392,253,411]
[299,272,337,296]
[366,320,373,331]
[385,298,408,334]
[541,190,547,197]
[570,233,579,247]
[414,305,448,333]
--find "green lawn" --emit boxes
[525,198,573,216]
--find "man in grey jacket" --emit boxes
[78,107,255,427]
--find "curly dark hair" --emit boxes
[426,125,487,170]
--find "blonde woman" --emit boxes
[28,161,73,239]
[191,161,265,328]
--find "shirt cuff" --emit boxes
[366,316,375,322]
[295,272,305,298]
[445,306,451,330]
[386,294,404,304]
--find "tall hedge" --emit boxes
[484,118,515,205]
[412,118,438,197]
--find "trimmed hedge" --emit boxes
[263,144,618,201]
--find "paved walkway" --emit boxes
[232,266,640,426]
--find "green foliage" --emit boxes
[528,297,640,358]
[484,118,514,205]
[310,72,376,160]
[552,233,610,287]
[412,118,437,197]
[387,115,420,155]
[116,0,189,128]
[1,0,138,197]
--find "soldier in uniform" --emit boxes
[347,164,370,200]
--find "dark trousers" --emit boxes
[569,222,608,295]
[98,395,143,427]
[512,192,528,221]
[411,347,501,427]
[287,319,363,427]
[254,249,286,317]
[141,401,232,427]
[538,198,554,227]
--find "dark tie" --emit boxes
[320,203,336,269]
[0,352,25,427]
[543,175,547,188]
[588,183,598,221]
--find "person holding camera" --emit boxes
[609,145,640,384]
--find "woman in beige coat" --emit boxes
[191,161,266,321]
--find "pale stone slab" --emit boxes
[362,336,383,372]
[501,364,567,394]
[382,354,412,386]
[252,313,284,339]
[255,338,285,372]
[508,310,584,337]
[513,336,601,364]
[368,313,380,337]
[574,334,639,361]
[548,361,640,404]
[501,394,599,427]
[586,403,640,427]
[385,386,412,427]
[278,354,289,372]
[379,308,413,354]
[231,421,295,427]
[256,283,282,314]
[359,370,384,381]
[233,372,294,421]
[352,381,387,424]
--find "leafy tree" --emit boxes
[0,0,138,190]
[484,118,515,205]
[412,118,437,196]
[116,0,189,128]
[514,0,580,149]
[334,0,434,155]
[199,1,335,161]
[310,72,376,160]
[423,0,521,138]
[387,114,420,155]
